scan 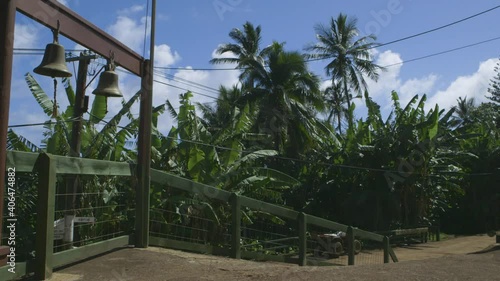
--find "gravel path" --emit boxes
[45,235,499,281]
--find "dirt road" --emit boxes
[45,235,499,281]
[393,234,495,261]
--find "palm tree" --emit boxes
[453,96,476,127]
[306,13,384,127]
[209,21,269,88]
[196,85,245,134]
[324,81,348,133]
[246,42,328,154]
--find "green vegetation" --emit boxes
[8,14,499,237]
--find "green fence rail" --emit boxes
[1,151,398,281]
[148,168,398,267]
[1,152,135,280]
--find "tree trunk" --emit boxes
[343,79,352,129]
[337,112,342,134]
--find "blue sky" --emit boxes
[9,0,500,145]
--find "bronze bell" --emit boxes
[93,61,123,98]
[33,21,72,78]
[34,43,73,78]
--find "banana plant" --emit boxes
[11,72,140,161]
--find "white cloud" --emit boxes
[350,50,441,118]
[118,5,145,15]
[366,50,403,98]
[155,44,181,67]
[320,80,332,91]
[14,24,39,49]
[427,58,496,110]
[150,49,241,133]
[399,74,438,105]
[362,50,496,118]
[107,15,150,53]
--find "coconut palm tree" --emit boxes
[196,85,246,135]
[324,81,348,133]
[209,21,270,88]
[245,42,330,155]
[453,96,476,127]
[305,13,383,128]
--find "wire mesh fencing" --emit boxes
[52,174,135,253]
[306,224,349,266]
[240,208,299,260]
[352,235,385,265]
[149,184,231,249]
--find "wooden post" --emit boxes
[230,193,241,259]
[64,54,91,248]
[383,236,390,263]
[0,0,16,253]
[135,59,153,248]
[436,226,441,242]
[35,153,57,280]
[298,212,307,266]
[135,0,156,249]
[347,226,355,266]
[496,234,499,244]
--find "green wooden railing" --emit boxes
[1,152,135,280]
[149,158,398,266]
[1,151,398,280]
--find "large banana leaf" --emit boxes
[90,96,107,123]
[7,130,41,152]
[25,73,55,117]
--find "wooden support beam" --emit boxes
[0,0,17,252]
[15,0,143,75]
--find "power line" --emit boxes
[306,5,500,63]
[13,48,88,52]
[154,70,220,94]
[321,35,500,82]
[7,118,81,128]
[153,79,220,100]
[13,4,500,71]
[7,116,495,177]
[97,62,222,101]
[154,5,500,70]
[90,116,495,177]
[377,5,500,49]
[383,36,500,68]
[155,66,238,71]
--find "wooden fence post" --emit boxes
[298,212,307,266]
[35,153,57,280]
[230,193,241,259]
[347,226,355,266]
[383,236,390,263]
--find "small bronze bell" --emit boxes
[34,21,72,78]
[93,56,123,98]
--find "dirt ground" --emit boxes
[43,235,499,281]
